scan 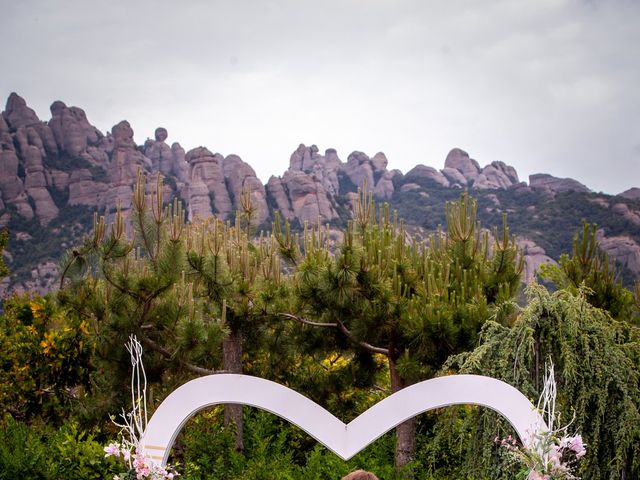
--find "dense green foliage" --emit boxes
[0,417,117,480]
[0,229,9,279]
[539,222,638,323]
[441,285,640,479]
[0,294,92,423]
[1,178,639,479]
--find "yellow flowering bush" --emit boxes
[0,294,93,422]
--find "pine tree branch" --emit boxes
[336,319,389,355]
[138,334,228,376]
[278,313,389,355]
[276,312,338,328]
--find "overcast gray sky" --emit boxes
[1,0,639,194]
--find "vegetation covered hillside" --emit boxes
[2,93,640,296]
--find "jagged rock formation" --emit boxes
[266,145,339,224]
[186,147,231,219]
[49,100,102,159]
[222,154,269,226]
[265,144,402,225]
[1,93,639,295]
[405,165,450,188]
[529,173,591,194]
[518,238,556,284]
[473,161,519,189]
[443,148,481,185]
[405,148,520,192]
[619,187,640,200]
[597,230,640,276]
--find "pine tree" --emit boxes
[183,188,285,451]
[281,190,523,469]
[539,222,636,322]
[58,173,227,422]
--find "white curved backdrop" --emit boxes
[141,374,545,466]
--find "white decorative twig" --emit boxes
[105,335,178,479]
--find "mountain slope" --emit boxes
[1,92,640,294]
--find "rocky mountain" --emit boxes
[1,92,640,295]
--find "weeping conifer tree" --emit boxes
[438,284,640,480]
[280,190,523,469]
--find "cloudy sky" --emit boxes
[1,0,639,194]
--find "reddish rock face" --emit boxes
[597,230,640,276]
[49,101,101,157]
[186,147,232,220]
[406,164,450,187]
[281,169,337,224]
[444,148,480,183]
[4,92,41,129]
[518,237,557,284]
[223,154,269,226]
[529,173,591,194]
[619,187,640,200]
[155,127,168,142]
[3,93,640,297]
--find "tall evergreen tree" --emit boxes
[59,173,286,448]
[281,190,523,468]
[58,174,227,423]
[539,222,636,322]
[183,189,285,451]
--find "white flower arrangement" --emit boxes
[104,336,179,480]
[497,362,586,480]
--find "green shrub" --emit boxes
[0,418,115,480]
[0,417,49,480]
[48,422,116,480]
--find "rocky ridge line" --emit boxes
[1,92,639,295]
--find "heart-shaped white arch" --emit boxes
[141,374,545,466]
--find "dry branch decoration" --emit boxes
[498,361,586,480]
[104,335,179,480]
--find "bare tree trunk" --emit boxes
[222,328,244,452]
[389,356,416,471]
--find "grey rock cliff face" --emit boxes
[443,148,480,184]
[223,154,269,226]
[597,230,640,276]
[529,173,591,193]
[186,147,232,220]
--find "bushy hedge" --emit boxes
[0,417,117,480]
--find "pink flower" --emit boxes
[566,434,586,458]
[528,471,550,480]
[104,443,120,458]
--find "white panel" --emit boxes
[141,374,545,466]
